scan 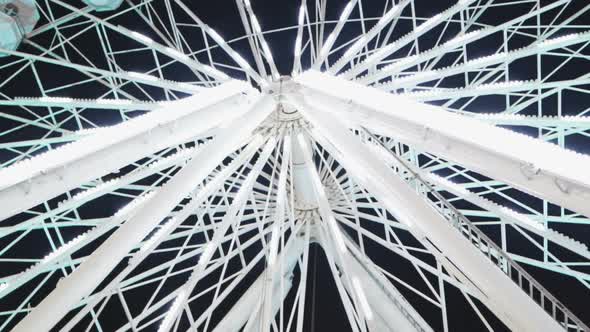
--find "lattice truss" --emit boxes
[0,0,589,331]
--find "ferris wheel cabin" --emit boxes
[0,0,38,56]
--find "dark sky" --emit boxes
[0,0,589,331]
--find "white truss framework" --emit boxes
[0,0,589,331]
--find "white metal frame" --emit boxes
[0,0,589,331]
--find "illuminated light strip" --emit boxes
[0,79,251,193]
[330,0,410,74]
[425,174,470,196]
[499,207,544,231]
[176,82,200,92]
[71,179,120,201]
[298,71,590,219]
[147,147,199,169]
[376,30,590,89]
[164,47,190,61]
[267,224,281,265]
[360,29,484,83]
[123,26,230,82]
[364,135,590,256]
[72,127,107,135]
[96,98,134,106]
[341,0,480,77]
[415,13,442,33]
[342,36,367,59]
[378,4,400,25]
[251,15,277,79]
[250,15,261,33]
[39,96,73,103]
[127,71,159,82]
[424,173,589,256]
[139,218,177,252]
[314,0,358,68]
[114,191,157,217]
[444,29,483,47]
[193,137,277,276]
[296,133,347,253]
[268,136,291,266]
[0,97,144,110]
[289,91,569,332]
[393,79,583,102]
[470,113,590,128]
[298,4,305,25]
[294,35,303,57]
[292,2,307,74]
[243,5,278,80]
[157,290,186,332]
[130,30,154,45]
[207,27,225,45]
[427,174,545,231]
[320,33,337,57]
[205,26,262,82]
[41,234,88,263]
[15,191,158,278]
[351,277,374,321]
[199,65,230,80]
[126,71,205,92]
[199,242,217,266]
[538,33,579,47]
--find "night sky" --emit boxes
[0,0,589,331]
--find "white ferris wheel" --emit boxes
[0,0,589,331]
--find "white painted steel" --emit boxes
[2,1,589,331]
[11,96,275,332]
[287,93,564,332]
[296,71,590,219]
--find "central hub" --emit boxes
[262,76,317,211]
[258,75,310,133]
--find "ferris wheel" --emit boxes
[0,0,589,331]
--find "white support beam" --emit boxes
[212,230,306,332]
[0,48,203,94]
[342,0,479,78]
[328,0,411,74]
[170,0,264,85]
[357,135,590,260]
[11,96,276,332]
[291,1,306,74]
[295,71,590,220]
[47,0,230,83]
[316,226,434,332]
[286,89,565,331]
[378,30,590,90]
[0,139,211,240]
[312,0,358,70]
[0,97,158,110]
[261,136,292,331]
[426,174,590,260]
[295,131,372,330]
[0,81,254,221]
[398,78,590,103]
